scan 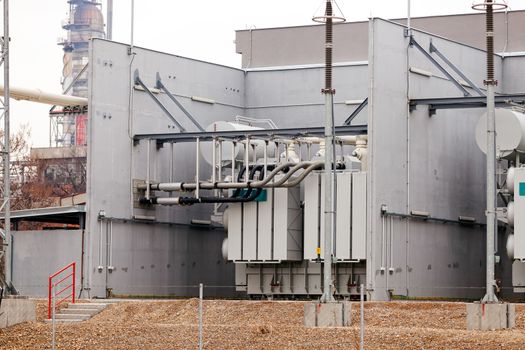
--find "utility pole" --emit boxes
[313,0,345,303]
[0,0,11,293]
[473,0,502,303]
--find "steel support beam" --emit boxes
[134,125,368,144]
[343,98,368,126]
[133,70,186,132]
[410,94,525,114]
[410,37,471,97]
[155,73,204,132]
[429,41,485,97]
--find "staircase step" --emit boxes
[67,303,108,310]
[55,313,91,320]
[45,318,84,324]
[60,308,101,316]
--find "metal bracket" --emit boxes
[410,37,471,97]
[344,98,368,126]
[155,73,205,132]
[429,40,485,97]
[134,69,186,132]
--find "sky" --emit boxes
[3,0,525,147]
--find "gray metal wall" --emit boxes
[244,64,368,126]
[11,230,83,297]
[86,40,245,298]
[367,19,503,300]
[503,55,525,92]
[86,40,370,298]
[236,11,525,68]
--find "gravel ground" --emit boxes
[1,299,525,349]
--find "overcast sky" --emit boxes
[5,0,525,147]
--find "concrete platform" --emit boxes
[466,303,515,331]
[0,297,36,329]
[304,301,351,327]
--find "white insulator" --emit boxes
[200,121,276,166]
[476,109,525,159]
[221,238,228,260]
[508,201,515,227]
[507,234,515,260]
[507,167,515,195]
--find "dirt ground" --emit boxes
[1,299,525,349]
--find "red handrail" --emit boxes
[48,262,76,319]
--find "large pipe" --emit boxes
[0,85,87,106]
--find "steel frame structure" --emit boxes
[410,94,525,115]
[0,0,10,292]
[134,125,368,145]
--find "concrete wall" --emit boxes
[11,230,83,297]
[236,11,525,68]
[367,19,501,300]
[0,298,36,328]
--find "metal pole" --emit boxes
[130,0,134,49]
[106,0,113,40]
[483,0,498,303]
[196,138,201,199]
[360,283,364,350]
[407,0,412,36]
[2,0,11,292]
[198,283,203,350]
[146,139,151,200]
[320,0,335,303]
[51,283,56,350]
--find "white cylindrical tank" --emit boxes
[201,121,276,167]
[475,109,525,159]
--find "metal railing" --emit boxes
[47,262,76,319]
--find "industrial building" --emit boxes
[4,7,525,303]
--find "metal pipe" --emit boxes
[98,220,103,271]
[263,141,268,183]
[196,138,201,199]
[0,85,87,106]
[360,284,364,350]
[108,221,113,270]
[2,0,11,292]
[244,137,250,183]
[198,283,203,350]
[144,161,311,192]
[169,143,174,183]
[212,138,217,184]
[107,0,113,40]
[130,0,135,53]
[146,140,151,200]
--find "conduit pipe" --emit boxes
[142,161,324,193]
[0,85,88,106]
